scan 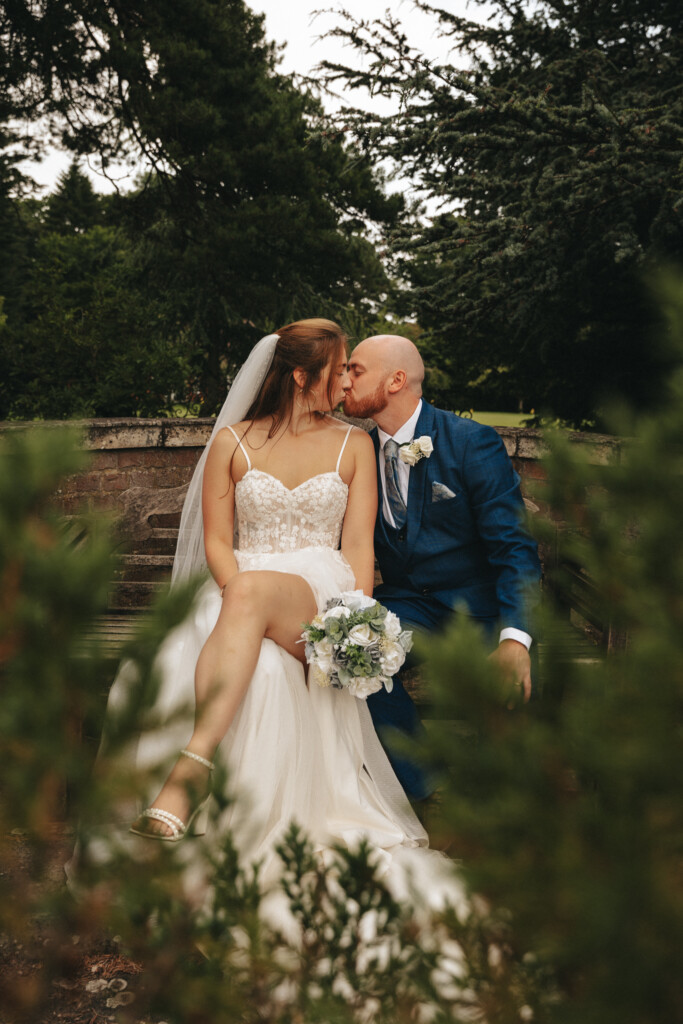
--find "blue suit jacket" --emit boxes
[372,403,541,634]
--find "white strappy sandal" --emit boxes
[129,749,215,842]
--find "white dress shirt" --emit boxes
[376,402,532,650]
[377,401,423,526]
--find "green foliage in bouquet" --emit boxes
[302,594,413,696]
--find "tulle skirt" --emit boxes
[70,546,465,917]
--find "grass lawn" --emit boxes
[468,411,531,427]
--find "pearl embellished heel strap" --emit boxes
[129,749,215,842]
[180,749,215,771]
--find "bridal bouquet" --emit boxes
[301,590,413,700]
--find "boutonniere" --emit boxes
[399,435,434,466]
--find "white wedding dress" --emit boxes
[73,425,463,916]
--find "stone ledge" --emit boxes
[85,418,215,450]
[0,417,624,463]
[496,426,622,464]
[0,418,215,450]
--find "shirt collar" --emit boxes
[377,400,423,448]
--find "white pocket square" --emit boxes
[432,481,456,502]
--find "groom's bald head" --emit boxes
[343,333,425,429]
[353,335,424,394]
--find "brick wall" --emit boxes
[43,419,214,520]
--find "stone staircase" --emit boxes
[109,512,179,611]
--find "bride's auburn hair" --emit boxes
[245,318,347,435]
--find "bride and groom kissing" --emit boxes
[342,333,540,800]
[74,318,539,908]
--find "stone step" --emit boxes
[76,612,144,659]
[135,528,179,555]
[148,511,182,529]
[109,580,165,610]
[114,554,174,582]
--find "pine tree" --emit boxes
[0,0,402,414]
[0,129,37,417]
[44,161,102,234]
[322,0,683,425]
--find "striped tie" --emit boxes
[383,438,407,529]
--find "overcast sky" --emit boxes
[23,0,492,192]
[255,0,480,78]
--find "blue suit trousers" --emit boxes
[367,594,450,801]
[367,592,500,801]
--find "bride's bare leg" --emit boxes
[191,571,316,752]
[134,571,316,835]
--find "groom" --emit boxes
[343,335,541,799]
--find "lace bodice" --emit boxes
[234,470,348,554]
[235,470,349,554]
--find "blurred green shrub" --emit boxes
[420,275,683,1022]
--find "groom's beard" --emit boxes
[343,382,388,419]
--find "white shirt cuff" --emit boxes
[499,627,532,650]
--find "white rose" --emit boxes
[383,611,401,640]
[315,658,335,679]
[399,445,420,467]
[382,640,407,676]
[324,605,351,621]
[340,589,376,612]
[347,623,374,646]
[310,613,325,629]
[347,675,383,700]
[315,637,335,659]
[415,435,434,457]
[399,435,433,465]
[311,638,336,680]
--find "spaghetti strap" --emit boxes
[335,424,354,475]
[225,424,252,471]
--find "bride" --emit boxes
[89,318,459,905]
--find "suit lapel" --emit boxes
[405,403,436,549]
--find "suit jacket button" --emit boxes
[397,528,406,542]
[421,586,429,595]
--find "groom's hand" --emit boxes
[489,639,532,703]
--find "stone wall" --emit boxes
[5,416,620,516]
[1,417,622,608]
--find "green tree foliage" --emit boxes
[0,1,401,416]
[8,223,191,418]
[322,0,683,425]
[44,159,103,234]
[0,164,190,418]
[0,131,32,324]
[0,133,39,414]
